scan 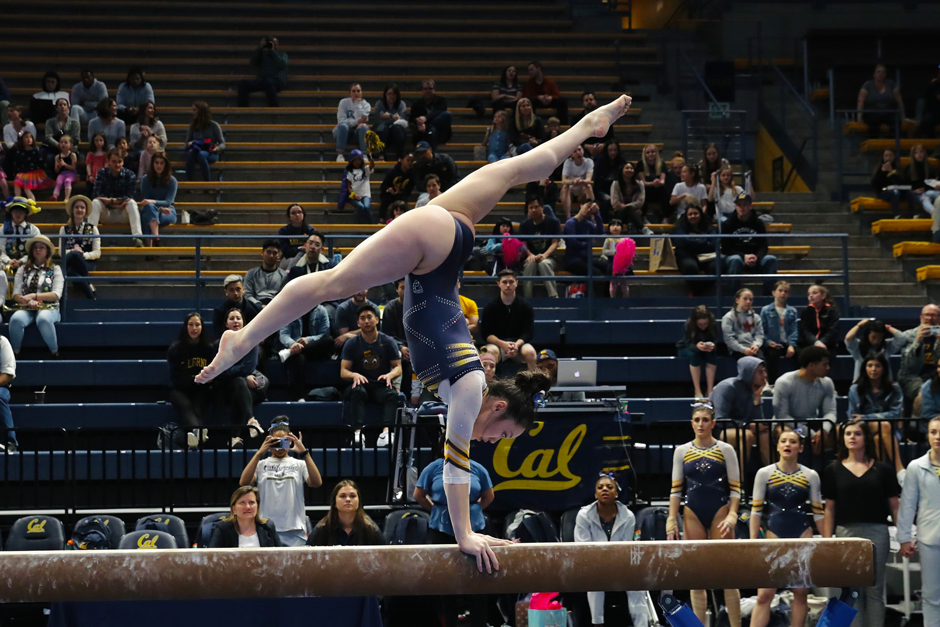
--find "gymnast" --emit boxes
[196,94,633,573]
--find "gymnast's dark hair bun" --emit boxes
[514,369,552,400]
[487,369,553,429]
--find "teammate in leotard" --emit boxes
[749,427,823,627]
[668,401,742,627]
[195,94,634,573]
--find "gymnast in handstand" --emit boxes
[196,94,633,572]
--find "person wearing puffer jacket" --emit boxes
[574,474,651,627]
[722,287,764,359]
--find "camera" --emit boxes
[263,38,274,49]
[276,438,291,449]
[930,326,940,336]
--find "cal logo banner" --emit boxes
[474,417,630,511]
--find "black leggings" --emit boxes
[427,528,489,627]
[64,250,96,298]
[168,386,212,428]
[284,335,334,399]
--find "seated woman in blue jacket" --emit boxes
[849,351,904,478]
[759,280,799,385]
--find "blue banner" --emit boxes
[474,411,631,512]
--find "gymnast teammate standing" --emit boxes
[749,427,824,627]
[668,401,742,627]
[196,94,634,572]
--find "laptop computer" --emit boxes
[555,360,598,387]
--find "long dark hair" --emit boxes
[854,351,898,412]
[125,66,147,86]
[486,370,553,429]
[837,419,877,462]
[675,204,708,235]
[858,319,888,356]
[616,161,639,198]
[381,83,401,111]
[499,65,519,89]
[147,152,172,187]
[684,305,716,342]
[41,70,61,93]
[175,312,211,346]
[286,203,309,231]
[315,479,377,544]
[701,142,722,180]
[492,217,514,235]
[95,98,116,121]
[135,100,158,126]
[192,101,212,130]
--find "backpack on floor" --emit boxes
[504,510,558,543]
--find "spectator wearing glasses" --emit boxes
[333,83,370,162]
[898,304,940,412]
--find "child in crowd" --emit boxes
[601,219,631,297]
[710,165,743,225]
[51,135,78,202]
[13,131,51,200]
[114,136,129,161]
[798,284,840,354]
[759,281,799,385]
[677,305,719,399]
[85,132,109,194]
[138,135,161,183]
[386,200,406,225]
[545,117,561,141]
[342,149,375,224]
[722,288,764,360]
[484,111,511,163]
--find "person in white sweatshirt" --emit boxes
[722,287,764,360]
[574,474,651,626]
[332,83,371,162]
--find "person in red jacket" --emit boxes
[523,62,569,124]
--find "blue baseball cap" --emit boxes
[537,349,557,362]
[414,141,431,153]
[734,192,753,204]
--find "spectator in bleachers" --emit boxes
[870,149,904,217]
[278,204,315,264]
[341,150,375,223]
[856,63,905,138]
[139,151,177,246]
[213,275,261,332]
[669,164,708,223]
[678,305,719,399]
[87,98,125,148]
[510,98,546,155]
[29,71,69,125]
[415,434,495,627]
[167,312,215,442]
[13,131,51,201]
[129,101,167,154]
[244,240,286,309]
[277,304,333,401]
[334,291,375,348]
[594,140,626,216]
[239,420,322,546]
[414,174,442,209]
[905,144,940,216]
[848,351,904,477]
[410,79,453,148]
[42,98,80,172]
[698,143,728,197]
[308,479,383,546]
[898,417,940,627]
[481,269,538,371]
[380,278,411,398]
[561,145,594,219]
[665,152,685,201]
[114,135,129,162]
[563,200,606,292]
[69,70,107,124]
[491,65,523,113]
[3,105,36,150]
[638,144,668,223]
[534,349,585,402]
[373,84,408,161]
[899,304,940,412]
[116,67,154,125]
[798,284,840,356]
[58,195,99,300]
[341,303,401,447]
[1,198,41,300]
[484,110,511,163]
[574,474,651,627]
[773,346,837,451]
[709,165,743,225]
[721,193,777,294]
[712,356,768,469]
[0,333,15,452]
[84,132,108,196]
[378,153,415,222]
[333,83,370,163]
[90,148,143,246]
[845,319,907,382]
[213,307,265,448]
[237,37,289,108]
[518,196,560,299]
[9,235,62,357]
[523,62,568,124]
[919,67,940,138]
[674,204,717,297]
[722,288,763,360]
[571,90,613,157]
[386,200,406,224]
[286,231,334,282]
[136,135,159,187]
[601,220,632,297]
[611,162,647,234]
[413,142,459,192]
[209,486,282,548]
[457,277,480,341]
[50,135,78,202]
[822,419,900,627]
[479,346,497,383]
[184,101,225,181]
[759,281,798,385]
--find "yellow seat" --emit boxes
[871,219,931,235]
[893,242,940,258]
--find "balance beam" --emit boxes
[0,539,871,602]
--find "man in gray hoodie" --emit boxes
[712,356,769,471]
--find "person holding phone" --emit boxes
[239,418,323,546]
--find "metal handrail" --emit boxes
[678,46,723,110]
[770,62,815,120]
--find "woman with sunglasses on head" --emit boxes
[749,427,823,627]
[575,472,651,627]
[668,401,742,627]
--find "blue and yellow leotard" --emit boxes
[751,463,824,538]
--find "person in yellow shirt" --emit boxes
[457,277,480,342]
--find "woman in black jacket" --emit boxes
[673,204,717,296]
[167,312,216,443]
[871,149,903,217]
[307,480,384,547]
[209,486,282,548]
[798,284,841,354]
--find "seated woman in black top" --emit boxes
[673,204,717,297]
[167,312,216,447]
[307,479,384,546]
[209,486,282,548]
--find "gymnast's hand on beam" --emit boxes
[458,532,512,574]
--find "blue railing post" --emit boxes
[841,234,852,315]
[194,236,203,314]
[587,235,595,319]
[713,233,723,311]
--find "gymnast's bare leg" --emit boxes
[196,95,632,383]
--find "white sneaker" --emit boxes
[376,431,394,447]
[187,431,199,449]
[336,154,346,163]
[247,417,263,439]
[278,348,292,363]
[200,429,209,443]
[353,430,364,447]
[296,398,306,403]
[897,468,906,487]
